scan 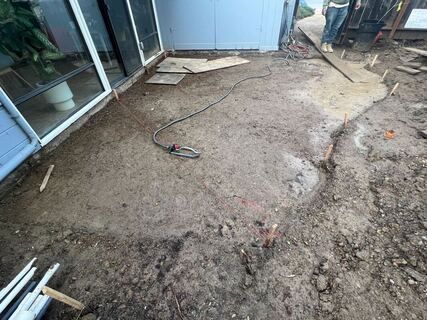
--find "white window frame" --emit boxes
[40,0,112,146]
[126,0,164,66]
[40,0,111,147]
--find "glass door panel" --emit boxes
[130,0,162,62]
[0,0,105,138]
[103,0,142,75]
[78,0,126,85]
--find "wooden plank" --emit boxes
[145,73,186,85]
[157,57,207,67]
[156,66,193,74]
[299,27,370,83]
[403,62,422,68]
[156,57,208,73]
[395,66,421,75]
[40,165,54,193]
[403,47,427,57]
[42,286,84,310]
[184,56,250,74]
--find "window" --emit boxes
[0,0,105,138]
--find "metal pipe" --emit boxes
[0,267,36,313]
[0,88,40,182]
[0,258,36,302]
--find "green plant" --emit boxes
[0,0,64,81]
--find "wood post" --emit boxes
[389,0,411,40]
[42,286,84,311]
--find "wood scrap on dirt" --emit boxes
[147,56,251,85]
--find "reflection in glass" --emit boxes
[17,67,103,137]
[104,0,142,74]
[0,0,91,100]
[78,0,126,85]
[130,0,161,61]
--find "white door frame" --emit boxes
[40,0,112,146]
[126,0,164,66]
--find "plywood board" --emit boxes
[299,27,370,83]
[156,57,208,73]
[184,56,250,74]
[145,73,186,85]
[403,47,427,57]
[156,66,193,74]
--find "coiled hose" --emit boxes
[152,65,272,158]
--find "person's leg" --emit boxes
[328,6,349,43]
[321,7,338,44]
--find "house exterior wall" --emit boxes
[0,106,31,167]
[156,0,288,51]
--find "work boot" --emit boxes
[327,44,334,53]
[321,43,328,53]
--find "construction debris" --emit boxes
[390,83,400,96]
[145,73,186,85]
[403,62,423,68]
[370,54,379,68]
[384,130,396,139]
[157,57,208,73]
[344,112,349,128]
[299,27,373,83]
[324,144,334,161]
[403,47,427,57]
[381,69,389,81]
[39,165,54,193]
[183,56,250,74]
[41,286,84,311]
[395,66,421,75]
[0,259,60,319]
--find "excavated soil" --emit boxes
[0,41,426,319]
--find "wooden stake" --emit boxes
[40,165,54,193]
[370,54,378,68]
[263,224,278,248]
[112,89,119,101]
[344,112,349,128]
[381,69,389,81]
[42,286,84,311]
[324,144,334,161]
[390,83,400,96]
[340,49,346,59]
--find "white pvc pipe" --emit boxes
[0,267,36,313]
[14,310,35,320]
[10,263,60,320]
[0,258,37,302]
[28,295,43,313]
[31,295,49,316]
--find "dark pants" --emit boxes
[321,6,349,44]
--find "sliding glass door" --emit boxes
[77,0,126,85]
[101,0,143,75]
[0,0,105,138]
[129,0,162,63]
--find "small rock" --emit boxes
[81,314,97,320]
[355,250,369,261]
[131,277,139,285]
[231,314,236,318]
[404,267,426,283]
[320,301,334,313]
[408,279,416,285]
[63,229,73,238]
[316,275,328,292]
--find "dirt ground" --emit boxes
[0,22,426,319]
